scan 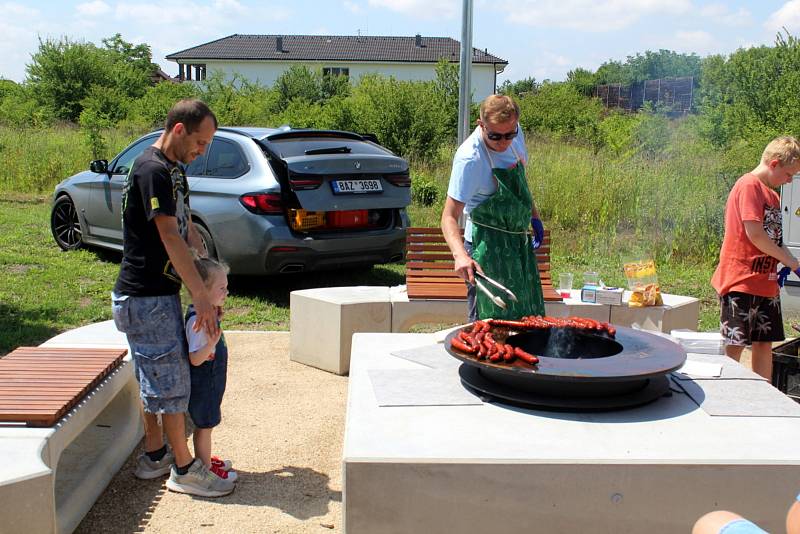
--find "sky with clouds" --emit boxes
[1,0,798,85]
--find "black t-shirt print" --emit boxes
[114,146,190,296]
[750,203,783,275]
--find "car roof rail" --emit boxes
[264,129,366,142]
[216,127,254,137]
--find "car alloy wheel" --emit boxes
[51,195,83,250]
[195,224,217,260]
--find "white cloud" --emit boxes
[0,3,43,80]
[213,0,246,14]
[76,1,111,16]
[368,0,457,20]
[699,3,750,27]
[344,0,363,14]
[1,2,38,17]
[766,0,800,33]
[114,1,289,29]
[502,50,574,83]
[496,0,692,32]
[671,30,715,55]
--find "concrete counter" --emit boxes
[343,333,800,533]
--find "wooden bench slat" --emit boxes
[0,347,127,427]
[406,262,456,270]
[407,271,468,279]
[405,226,561,304]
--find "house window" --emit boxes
[181,64,207,81]
[323,67,349,79]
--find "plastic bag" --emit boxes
[623,259,663,307]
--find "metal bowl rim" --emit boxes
[444,325,687,382]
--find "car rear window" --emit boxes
[266,138,390,158]
[204,138,249,178]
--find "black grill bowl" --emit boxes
[445,325,687,409]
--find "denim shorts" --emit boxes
[188,340,227,428]
[719,518,767,534]
[111,292,190,414]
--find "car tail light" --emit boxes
[385,172,411,187]
[329,209,369,228]
[240,193,283,214]
[288,173,323,190]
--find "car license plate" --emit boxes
[331,179,382,194]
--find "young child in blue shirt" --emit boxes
[185,257,236,482]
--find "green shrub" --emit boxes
[632,109,670,157]
[597,111,640,157]
[346,74,448,160]
[124,81,200,129]
[26,35,155,123]
[274,65,350,109]
[411,174,439,206]
[517,83,604,147]
[697,30,800,149]
[274,98,328,129]
[0,83,44,127]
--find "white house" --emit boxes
[166,34,507,103]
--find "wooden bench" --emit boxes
[0,334,143,534]
[405,227,563,302]
[0,347,127,426]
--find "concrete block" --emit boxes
[344,333,800,534]
[610,292,700,333]
[389,287,467,333]
[345,462,798,534]
[0,440,54,534]
[0,321,143,534]
[290,287,392,375]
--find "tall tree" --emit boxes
[26,34,156,122]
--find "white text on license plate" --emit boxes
[332,179,382,194]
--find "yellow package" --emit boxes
[624,259,662,307]
[628,283,663,307]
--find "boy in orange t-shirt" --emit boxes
[711,136,800,379]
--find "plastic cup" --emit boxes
[558,273,573,299]
[584,271,600,286]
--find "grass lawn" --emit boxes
[0,194,405,354]
[4,193,797,356]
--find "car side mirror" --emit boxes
[89,159,109,173]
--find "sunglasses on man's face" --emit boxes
[484,126,519,141]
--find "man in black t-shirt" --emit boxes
[111,99,234,497]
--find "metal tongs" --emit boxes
[474,271,518,310]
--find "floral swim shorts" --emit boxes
[719,291,784,346]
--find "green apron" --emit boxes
[470,146,545,320]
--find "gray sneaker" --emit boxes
[134,449,175,480]
[166,460,235,497]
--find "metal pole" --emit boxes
[457,0,474,144]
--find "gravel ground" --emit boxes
[76,332,347,534]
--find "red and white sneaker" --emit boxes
[209,462,238,482]
[211,456,233,472]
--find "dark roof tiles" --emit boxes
[166,34,506,64]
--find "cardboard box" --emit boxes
[581,286,624,305]
[595,287,624,305]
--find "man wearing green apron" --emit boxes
[441,94,545,321]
